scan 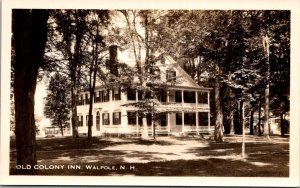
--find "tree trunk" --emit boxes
[71,86,79,138]
[70,13,86,139]
[87,96,93,139]
[241,100,246,158]
[87,27,100,140]
[60,122,64,136]
[87,87,95,140]
[249,103,254,135]
[152,119,155,140]
[87,85,95,139]
[263,35,271,140]
[258,93,262,136]
[264,84,270,140]
[229,90,235,135]
[152,103,156,140]
[238,100,243,134]
[280,113,284,136]
[229,110,235,135]
[12,9,49,174]
[214,63,224,142]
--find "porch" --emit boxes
[100,124,214,136]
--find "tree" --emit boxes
[51,10,90,138]
[246,10,290,138]
[157,10,232,142]
[12,9,49,174]
[119,10,180,139]
[119,10,149,138]
[85,10,110,140]
[44,73,71,136]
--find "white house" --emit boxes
[75,53,212,136]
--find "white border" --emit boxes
[1,0,299,186]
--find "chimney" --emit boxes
[108,45,118,76]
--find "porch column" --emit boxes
[182,111,185,133]
[109,90,112,102]
[181,90,184,104]
[167,90,170,102]
[121,88,126,103]
[151,113,154,137]
[196,111,199,135]
[136,113,139,136]
[208,112,211,131]
[207,91,210,105]
[195,91,198,105]
[136,90,138,102]
[167,113,170,135]
[109,112,113,126]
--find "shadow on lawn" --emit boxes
[10,136,289,176]
[18,157,288,176]
[185,141,289,177]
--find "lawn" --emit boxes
[10,135,289,176]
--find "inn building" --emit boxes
[75,47,212,136]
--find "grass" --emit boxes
[10,135,289,176]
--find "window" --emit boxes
[77,96,81,106]
[113,112,121,125]
[77,94,84,105]
[96,112,100,131]
[138,113,143,126]
[175,90,182,103]
[198,92,208,104]
[85,93,89,104]
[86,115,88,126]
[86,115,93,126]
[159,114,167,126]
[102,113,110,125]
[199,112,209,126]
[166,70,176,82]
[127,88,136,100]
[127,111,137,125]
[176,113,182,125]
[168,90,175,102]
[113,88,121,101]
[153,68,161,79]
[138,90,143,100]
[146,113,152,126]
[145,91,152,99]
[184,113,196,126]
[77,115,83,127]
[146,65,160,77]
[102,90,109,102]
[156,89,167,102]
[94,92,97,103]
[184,91,196,103]
[95,91,102,103]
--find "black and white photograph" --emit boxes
[1,0,299,186]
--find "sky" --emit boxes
[35,82,51,127]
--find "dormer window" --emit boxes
[166,70,176,82]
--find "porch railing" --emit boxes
[101,125,214,135]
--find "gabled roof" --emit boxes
[161,55,212,91]
[93,54,212,92]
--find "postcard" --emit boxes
[1,0,299,186]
